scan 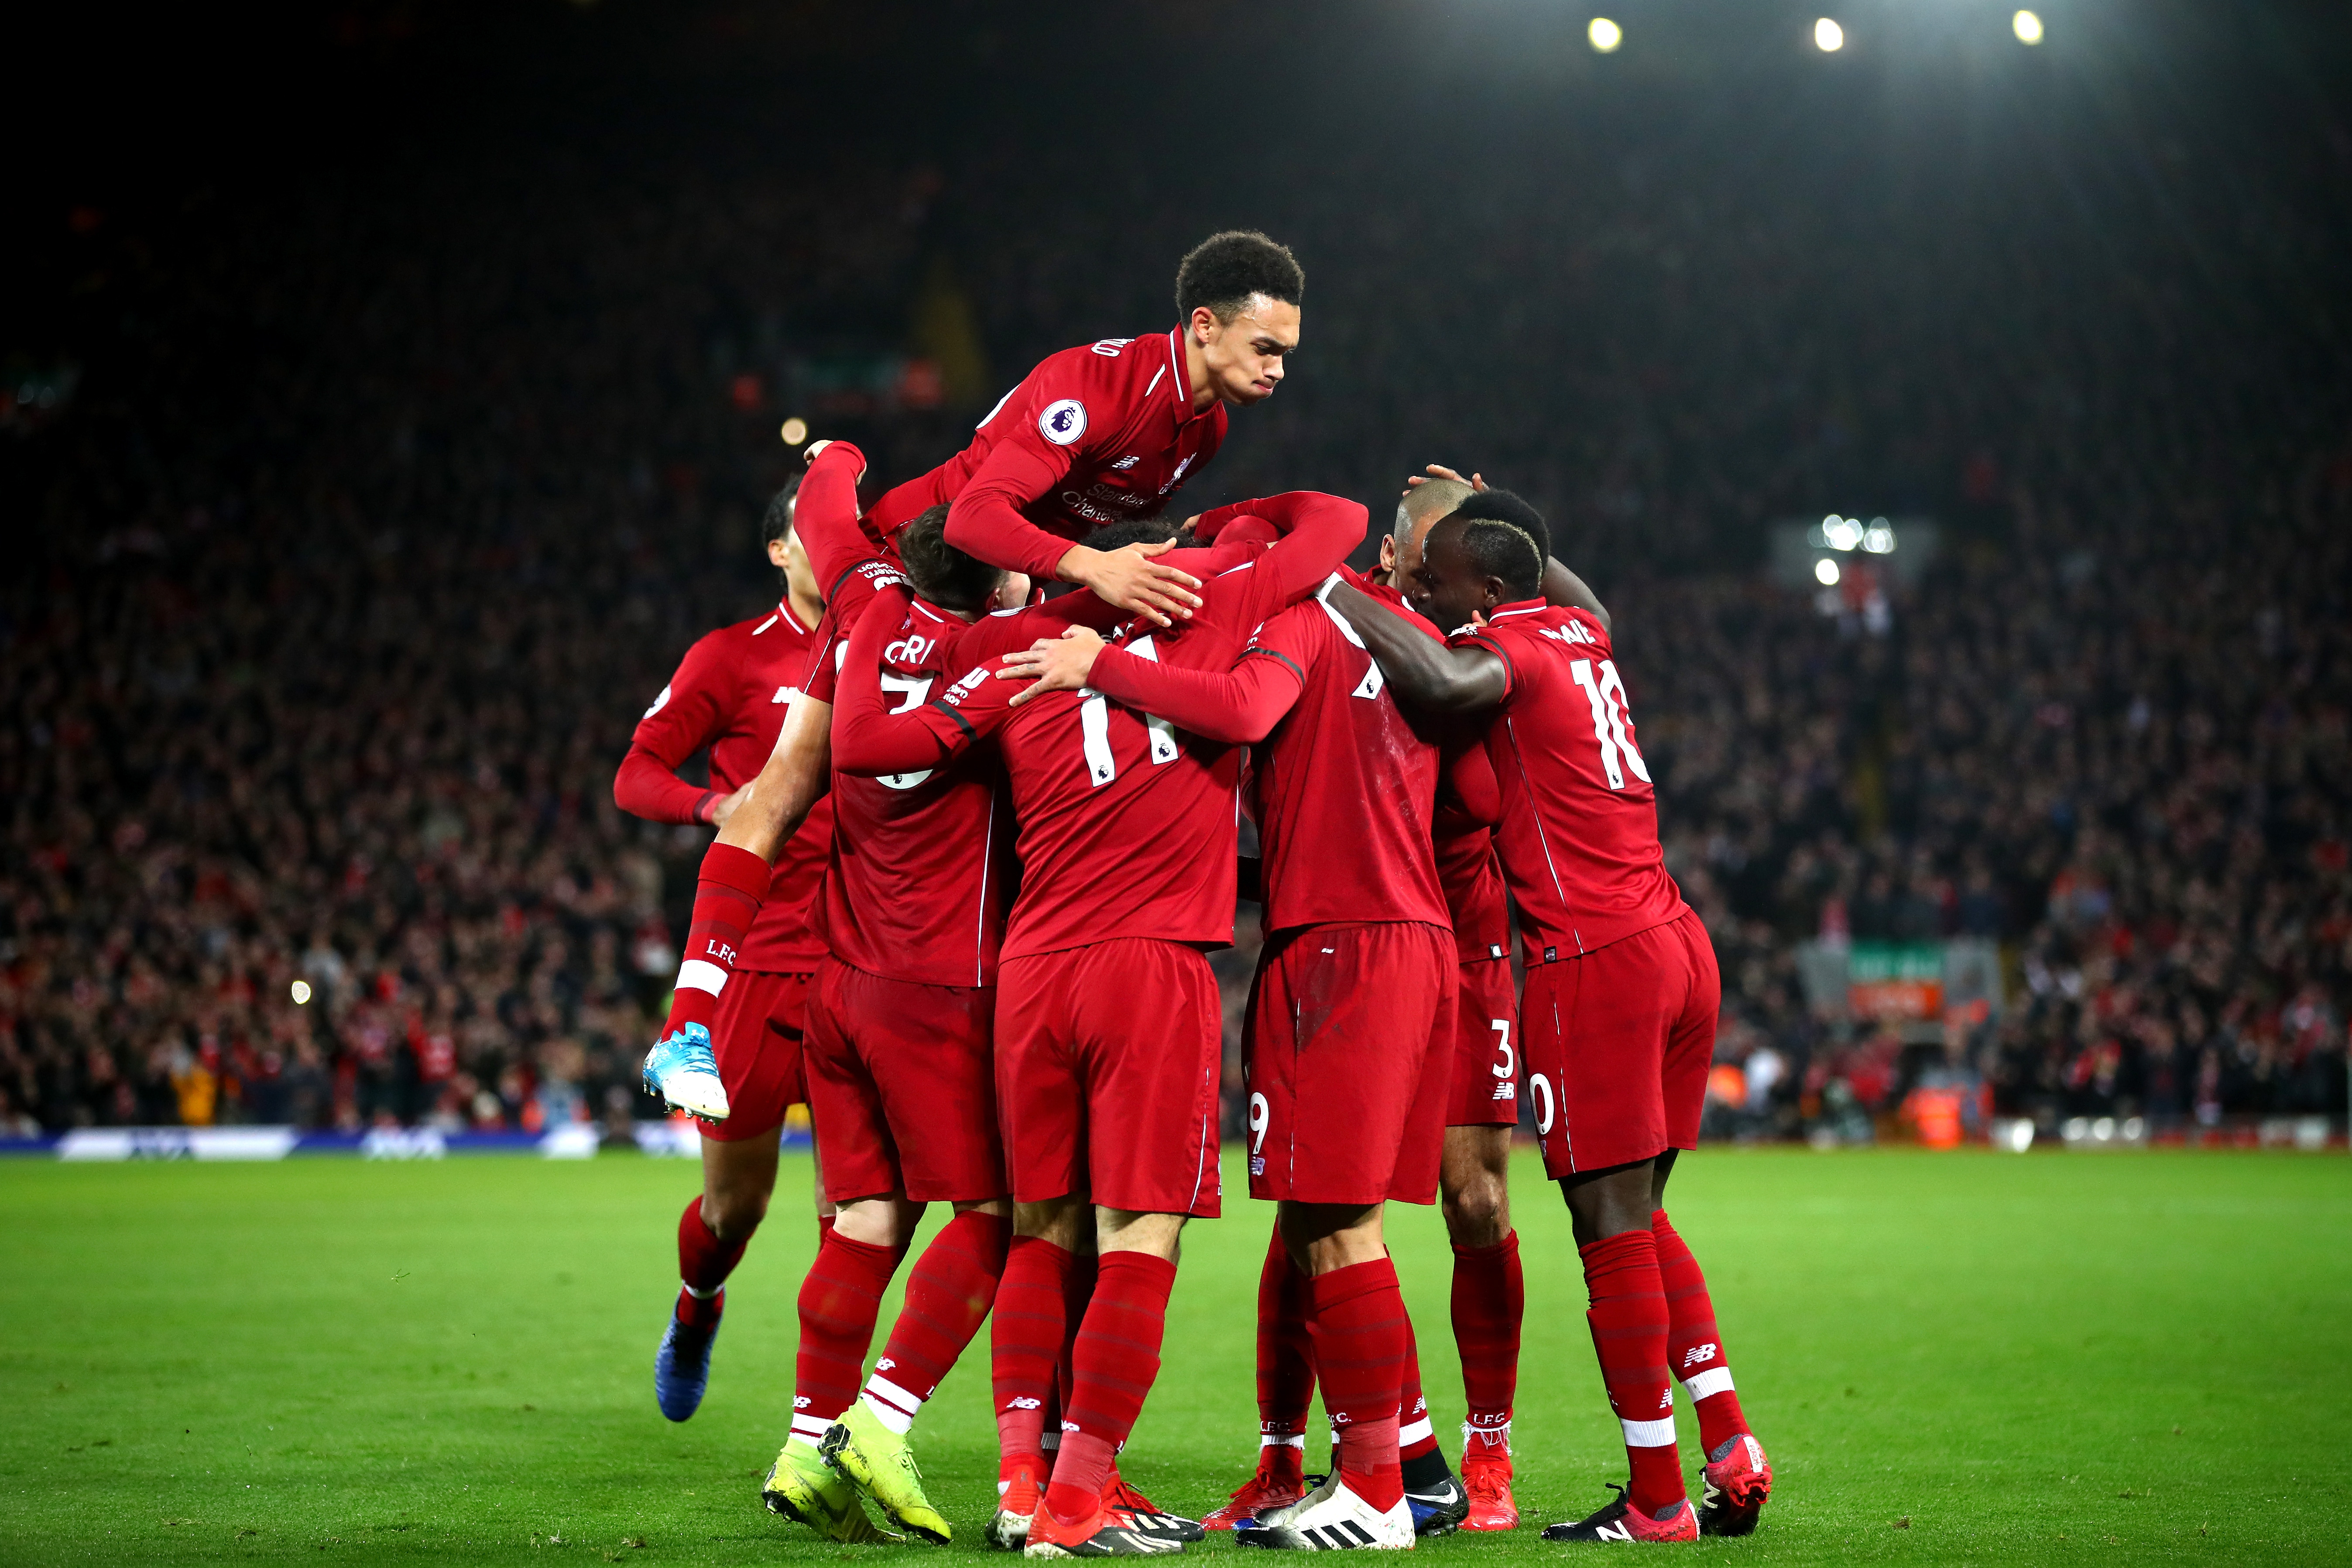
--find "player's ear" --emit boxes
[1189,305,1222,344]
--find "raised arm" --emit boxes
[1543,558,1611,632]
[795,439,881,598]
[1239,492,1370,606]
[1327,583,1508,715]
[1084,642,1305,742]
[710,688,833,863]
[944,442,1202,628]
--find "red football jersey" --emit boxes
[866,328,1225,580]
[810,586,1126,988]
[1090,582,1449,936]
[833,495,1366,961]
[618,603,833,973]
[1354,576,1511,961]
[1450,600,1687,960]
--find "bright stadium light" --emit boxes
[1823,515,1865,551]
[2013,9,2044,44]
[291,979,313,1005]
[779,416,809,446]
[1588,17,1622,53]
[1862,519,1896,554]
[1814,17,1844,51]
[1814,557,1841,586]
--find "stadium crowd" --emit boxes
[3,76,2347,1142]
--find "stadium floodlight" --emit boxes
[1588,17,1622,53]
[2013,9,2043,44]
[1862,519,1896,554]
[1814,557,1841,586]
[1823,515,1865,551]
[1814,17,1844,51]
[291,979,313,1005]
[780,416,809,446]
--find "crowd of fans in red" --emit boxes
[3,72,2345,1141]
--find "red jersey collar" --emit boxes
[1486,597,1548,622]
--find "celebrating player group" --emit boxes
[616,231,1772,1553]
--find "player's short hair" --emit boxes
[762,477,802,548]
[1395,477,1475,546]
[1085,514,1190,553]
[898,505,1003,613]
[1176,231,1304,323]
[1452,486,1549,563]
[1437,515,1544,599]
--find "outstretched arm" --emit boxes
[711,690,833,863]
[998,627,1305,740]
[945,442,1203,627]
[1327,583,1508,715]
[795,440,880,598]
[830,588,993,777]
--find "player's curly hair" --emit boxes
[1453,486,1549,563]
[762,477,801,548]
[1176,231,1304,322]
[898,504,1005,613]
[1084,514,1192,552]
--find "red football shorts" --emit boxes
[1521,909,1719,1177]
[802,956,1005,1204]
[1447,953,1522,1128]
[1242,921,1452,1207]
[995,938,1223,1218]
[702,968,810,1143]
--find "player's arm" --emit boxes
[794,439,878,596]
[613,638,734,825]
[997,626,1305,741]
[1217,491,1371,610]
[829,589,995,776]
[1326,583,1508,715]
[943,434,1203,628]
[712,686,833,863]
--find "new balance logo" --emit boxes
[1682,1342,1718,1368]
[793,1396,810,1409]
[772,685,800,704]
[1006,1396,1042,1410]
[1596,1520,1635,1541]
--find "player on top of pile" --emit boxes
[865,230,1304,627]
[1326,499,1774,1544]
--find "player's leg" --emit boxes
[1527,935,1699,1545]
[1025,940,1221,1557]
[819,973,1012,1543]
[1440,949,1524,1526]
[1648,916,1770,1537]
[1201,1222,1316,1529]
[655,970,803,1421]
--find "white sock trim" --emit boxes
[865,1372,922,1414]
[788,1414,830,1449]
[677,958,729,995]
[1685,1367,1735,1402]
[1461,1420,1512,1450]
[1261,1433,1307,1449]
[860,1390,915,1434]
[1399,1416,1434,1447]
[1621,1415,1678,1448]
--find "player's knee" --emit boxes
[1441,1174,1510,1246]
[703,1185,771,1243]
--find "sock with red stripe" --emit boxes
[1046,1252,1176,1523]
[674,1197,751,1329]
[1452,1230,1522,1453]
[1307,1259,1409,1512]
[1580,1229,1683,1516]
[857,1211,1011,1432]
[1653,1208,1750,1455]
[1397,1312,1437,1463]
[992,1236,1078,1467]
[660,842,770,1041]
[790,1229,904,1452]
[1256,1225,1316,1458]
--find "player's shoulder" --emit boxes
[1024,330,1180,425]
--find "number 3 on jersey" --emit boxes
[1568,657,1650,790]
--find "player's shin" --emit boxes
[1652,1209,1749,1452]
[675,1196,749,1328]
[1578,1228,1685,1517]
[1305,1259,1409,1513]
[861,1209,1011,1432]
[1044,1251,1177,1525]
[1258,1224,1316,1456]
[791,1229,905,1454]
[993,1235,1079,1469]
[1451,1229,1522,1454]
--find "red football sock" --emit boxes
[660,842,770,1040]
[1653,1209,1749,1455]
[790,1229,903,1450]
[859,1211,1011,1428]
[674,1197,750,1328]
[1257,1225,1317,1448]
[1307,1259,1409,1513]
[1046,1252,1176,1522]
[1580,1229,1683,1516]
[993,1236,1078,1466]
[1397,1314,1437,1462]
[1452,1230,1522,1451]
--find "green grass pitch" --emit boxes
[3,1147,2345,1565]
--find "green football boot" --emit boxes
[820,1398,953,1544]
[762,1440,902,1544]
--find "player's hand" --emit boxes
[998,626,1107,706]
[1403,463,1488,496]
[802,439,866,482]
[707,783,753,827]
[1058,542,1202,628]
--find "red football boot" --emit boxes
[1103,1466,1203,1544]
[1540,1484,1700,1543]
[988,1452,1049,1551]
[1699,1433,1772,1537]
[1460,1448,1519,1531]
[1200,1448,1308,1531]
